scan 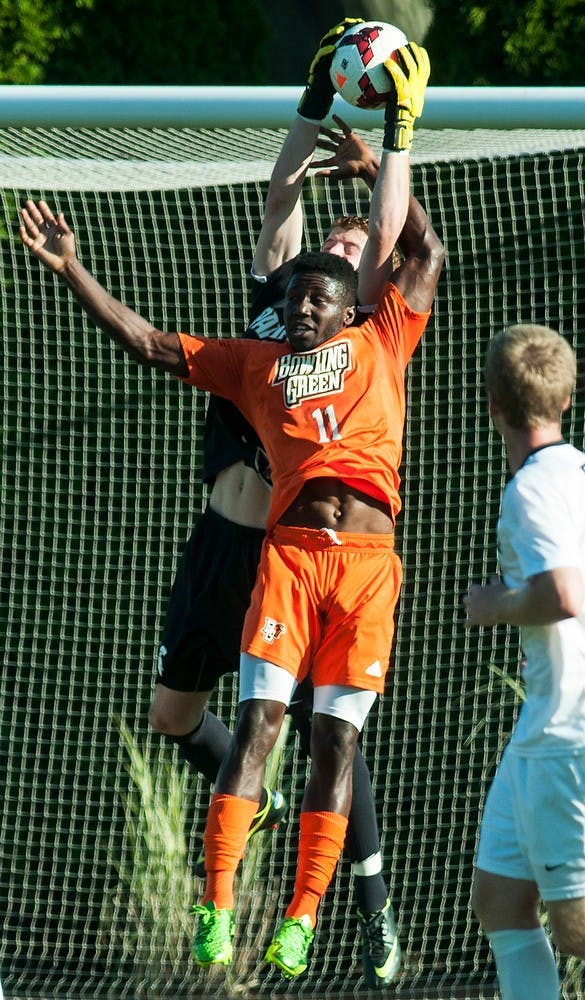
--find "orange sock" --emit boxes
[202,793,260,909]
[285,811,348,926]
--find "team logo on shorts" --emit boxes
[273,339,353,407]
[260,617,287,643]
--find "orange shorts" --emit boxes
[241,524,402,694]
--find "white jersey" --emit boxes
[498,441,585,756]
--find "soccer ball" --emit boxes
[329,21,408,110]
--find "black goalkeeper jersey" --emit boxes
[201,259,294,486]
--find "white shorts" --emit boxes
[239,653,376,731]
[476,745,585,901]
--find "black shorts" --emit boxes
[156,506,265,692]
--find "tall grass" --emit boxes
[98,715,292,997]
[98,718,195,995]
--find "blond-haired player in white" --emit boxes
[465,323,585,1000]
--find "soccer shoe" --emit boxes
[191,900,234,967]
[264,914,314,979]
[357,898,401,987]
[194,786,287,878]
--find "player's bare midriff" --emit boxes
[209,461,270,529]
[279,477,395,534]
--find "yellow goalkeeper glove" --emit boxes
[297,17,364,124]
[383,42,430,151]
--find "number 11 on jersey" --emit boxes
[312,404,342,443]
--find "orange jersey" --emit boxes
[178,282,430,532]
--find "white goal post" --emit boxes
[0,83,584,129]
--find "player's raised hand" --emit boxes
[312,114,380,189]
[297,17,364,124]
[382,42,430,151]
[19,199,76,274]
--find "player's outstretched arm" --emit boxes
[252,117,319,278]
[312,114,380,191]
[253,18,364,278]
[391,195,444,313]
[358,42,438,309]
[357,149,410,307]
[20,200,188,377]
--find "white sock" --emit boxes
[351,850,382,877]
[488,927,560,1000]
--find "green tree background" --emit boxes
[1,0,583,86]
[425,0,585,84]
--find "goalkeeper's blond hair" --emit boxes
[329,216,402,272]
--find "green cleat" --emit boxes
[265,914,314,979]
[357,898,401,987]
[191,900,234,967]
[195,786,287,878]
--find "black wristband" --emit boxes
[297,87,333,124]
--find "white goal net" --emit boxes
[1,105,584,998]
